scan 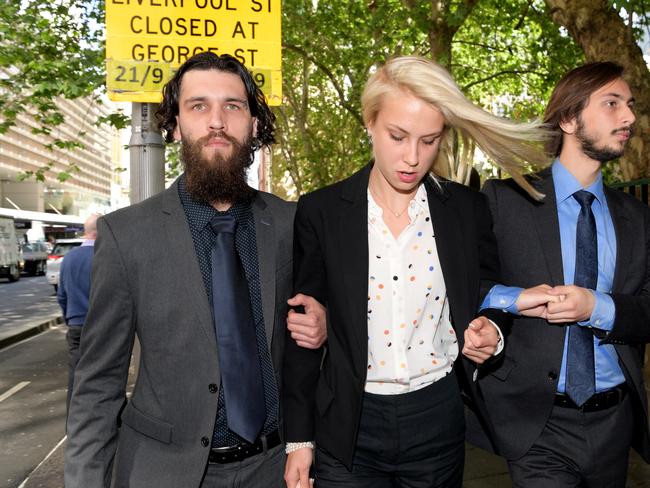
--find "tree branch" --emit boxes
[461,68,545,90]
[283,43,365,128]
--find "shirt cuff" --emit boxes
[578,290,615,331]
[487,319,505,356]
[481,285,523,314]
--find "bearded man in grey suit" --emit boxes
[477,62,650,487]
[65,52,326,488]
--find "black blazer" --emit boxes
[282,164,506,468]
[476,168,650,462]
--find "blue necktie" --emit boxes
[566,190,597,407]
[210,214,265,443]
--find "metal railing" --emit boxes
[610,178,650,206]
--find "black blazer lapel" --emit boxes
[605,187,633,293]
[337,165,371,363]
[531,170,565,286]
[424,177,469,333]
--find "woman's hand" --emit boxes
[284,447,313,488]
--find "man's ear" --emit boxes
[173,115,181,142]
[252,117,258,138]
[559,117,577,135]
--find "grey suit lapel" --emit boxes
[161,182,217,350]
[253,194,276,349]
[605,187,632,293]
[531,170,565,285]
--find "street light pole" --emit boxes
[129,102,165,204]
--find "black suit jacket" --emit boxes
[282,164,506,469]
[476,168,650,462]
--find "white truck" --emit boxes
[0,216,23,282]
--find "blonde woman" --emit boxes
[282,56,549,488]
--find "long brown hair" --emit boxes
[544,61,624,157]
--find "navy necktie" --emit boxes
[210,214,265,443]
[566,190,597,406]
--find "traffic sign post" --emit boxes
[129,103,164,204]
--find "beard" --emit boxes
[182,131,256,205]
[575,117,632,163]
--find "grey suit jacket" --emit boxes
[65,179,295,487]
[474,168,650,462]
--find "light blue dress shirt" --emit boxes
[482,160,625,392]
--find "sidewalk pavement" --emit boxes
[5,320,649,487]
[0,314,63,350]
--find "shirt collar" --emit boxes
[367,183,428,217]
[81,239,94,247]
[552,158,605,205]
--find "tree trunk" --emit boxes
[426,0,479,68]
[545,0,650,180]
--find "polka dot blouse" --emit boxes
[365,184,458,395]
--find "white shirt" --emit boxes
[365,184,457,394]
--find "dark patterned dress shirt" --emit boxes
[178,175,279,447]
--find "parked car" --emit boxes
[0,216,23,282]
[47,238,84,292]
[21,241,49,276]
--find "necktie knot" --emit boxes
[573,190,595,209]
[210,214,237,235]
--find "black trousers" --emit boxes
[508,391,634,488]
[315,371,465,488]
[66,325,83,417]
[200,444,285,488]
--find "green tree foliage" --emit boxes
[0,0,105,181]
[0,1,104,134]
[276,0,579,195]
[274,0,430,197]
[1,0,648,190]
[277,0,648,195]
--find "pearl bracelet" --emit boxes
[285,441,315,454]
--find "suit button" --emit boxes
[201,437,210,447]
[548,371,557,381]
[209,383,218,393]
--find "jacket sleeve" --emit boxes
[64,217,136,488]
[476,185,512,338]
[604,201,650,345]
[282,195,326,442]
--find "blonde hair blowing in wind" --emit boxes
[361,56,549,199]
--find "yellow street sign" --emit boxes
[106,0,282,104]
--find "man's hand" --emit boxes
[284,447,313,488]
[516,284,563,319]
[287,294,327,349]
[463,317,499,364]
[545,285,594,323]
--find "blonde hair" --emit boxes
[361,56,549,199]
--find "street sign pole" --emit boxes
[129,102,164,204]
